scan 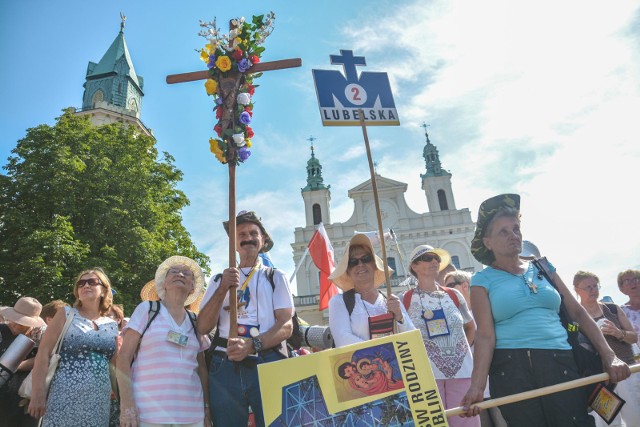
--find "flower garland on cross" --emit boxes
[198,12,275,165]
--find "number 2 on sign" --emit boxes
[345,83,367,106]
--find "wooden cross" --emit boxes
[167,37,301,338]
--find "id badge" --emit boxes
[368,313,395,340]
[423,308,450,338]
[166,330,189,347]
[237,323,260,338]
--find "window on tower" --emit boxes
[92,90,104,108]
[312,204,322,225]
[437,190,449,210]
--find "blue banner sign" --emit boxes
[312,50,400,126]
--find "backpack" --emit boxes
[210,267,304,357]
[342,286,460,317]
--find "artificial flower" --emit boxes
[232,133,246,147]
[207,54,216,69]
[232,49,244,61]
[246,84,255,96]
[237,93,251,106]
[215,55,232,72]
[238,147,251,161]
[246,126,254,138]
[215,106,223,119]
[200,49,210,62]
[205,79,218,95]
[237,58,250,73]
[214,124,222,137]
[249,54,260,64]
[245,139,252,148]
[244,107,253,116]
[239,111,252,125]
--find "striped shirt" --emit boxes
[125,302,209,424]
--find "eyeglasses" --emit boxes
[413,254,441,264]
[622,277,640,285]
[76,278,103,288]
[577,284,601,292]
[446,281,462,287]
[348,254,373,268]
[168,268,194,277]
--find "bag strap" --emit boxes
[343,289,356,316]
[402,289,414,310]
[441,286,460,308]
[52,309,75,356]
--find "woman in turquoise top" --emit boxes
[460,194,629,427]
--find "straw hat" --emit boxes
[328,234,393,292]
[0,297,46,328]
[143,256,206,306]
[408,245,452,275]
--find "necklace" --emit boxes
[492,262,538,294]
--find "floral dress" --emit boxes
[42,307,118,427]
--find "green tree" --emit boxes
[0,109,209,312]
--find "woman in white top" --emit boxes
[328,234,414,347]
[405,245,477,427]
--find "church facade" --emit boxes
[74,18,152,137]
[291,129,481,324]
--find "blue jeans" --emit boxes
[208,351,285,427]
[489,348,595,427]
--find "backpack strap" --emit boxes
[343,289,356,316]
[441,286,460,308]
[402,288,415,310]
[603,302,618,316]
[132,301,161,366]
[265,267,276,291]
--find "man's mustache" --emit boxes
[240,240,259,247]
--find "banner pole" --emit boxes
[358,109,392,298]
[446,364,640,418]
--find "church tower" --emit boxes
[75,15,152,137]
[301,138,331,226]
[420,124,456,212]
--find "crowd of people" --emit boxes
[1,200,639,427]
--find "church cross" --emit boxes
[421,122,431,144]
[307,135,317,157]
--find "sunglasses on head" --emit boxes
[348,254,373,268]
[413,253,441,264]
[76,278,103,288]
[446,281,462,287]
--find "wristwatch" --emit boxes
[252,336,264,353]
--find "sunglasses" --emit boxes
[413,254,441,264]
[348,254,373,268]
[446,281,462,287]
[76,278,103,288]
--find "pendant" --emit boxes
[528,281,538,294]
[422,309,434,320]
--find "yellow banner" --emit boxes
[258,329,447,426]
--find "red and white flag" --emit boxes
[308,223,338,311]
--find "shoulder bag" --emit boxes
[19,309,76,399]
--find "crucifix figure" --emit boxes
[166,18,301,338]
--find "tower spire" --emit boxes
[120,12,126,33]
[420,122,447,177]
[302,136,328,192]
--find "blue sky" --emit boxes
[2,0,639,303]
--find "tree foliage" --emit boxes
[0,109,209,312]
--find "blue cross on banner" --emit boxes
[312,50,400,126]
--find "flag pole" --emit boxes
[289,246,310,283]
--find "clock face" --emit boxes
[366,200,398,229]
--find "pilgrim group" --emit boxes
[1,195,639,427]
